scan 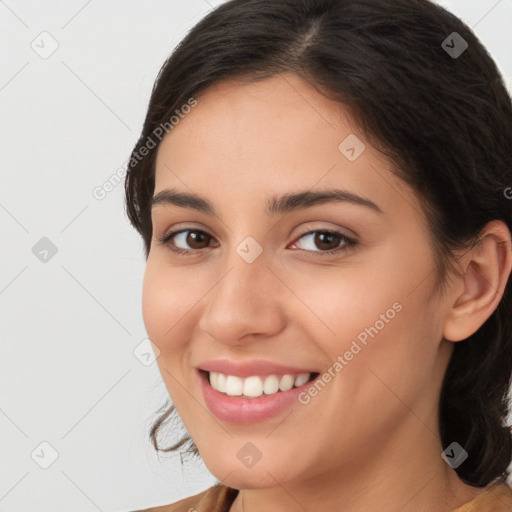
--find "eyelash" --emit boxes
[156,227,357,257]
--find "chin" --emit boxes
[201,447,307,488]
[212,466,283,490]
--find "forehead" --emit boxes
[153,73,422,222]
[154,73,355,172]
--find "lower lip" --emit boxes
[198,370,317,424]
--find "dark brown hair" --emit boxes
[124,0,512,487]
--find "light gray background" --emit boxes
[1,1,511,511]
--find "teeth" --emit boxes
[294,373,310,387]
[217,373,226,393]
[263,375,279,394]
[279,374,295,392]
[209,371,218,389]
[208,371,312,398]
[225,375,243,396]
[243,376,263,397]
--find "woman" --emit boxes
[125,0,512,510]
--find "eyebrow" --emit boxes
[151,187,383,216]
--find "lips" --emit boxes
[196,359,321,423]
[198,358,318,378]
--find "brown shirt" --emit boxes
[134,482,512,512]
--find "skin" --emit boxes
[142,72,512,512]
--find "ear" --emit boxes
[443,220,512,342]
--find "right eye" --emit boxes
[156,228,218,255]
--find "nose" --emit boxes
[197,243,286,346]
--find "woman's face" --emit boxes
[143,72,456,489]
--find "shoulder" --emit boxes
[452,483,512,512]
[131,483,239,512]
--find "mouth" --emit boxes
[200,369,320,399]
[197,369,321,423]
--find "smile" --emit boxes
[198,368,321,423]
[208,371,316,398]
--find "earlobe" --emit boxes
[443,220,512,342]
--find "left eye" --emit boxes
[290,230,356,255]
[157,228,357,256]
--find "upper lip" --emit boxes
[197,359,318,378]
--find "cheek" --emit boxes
[293,259,402,345]
[142,262,197,403]
[309,247,440,388]
[338,286,442,422]
[141,259,189,352]
[141,265,165,344]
